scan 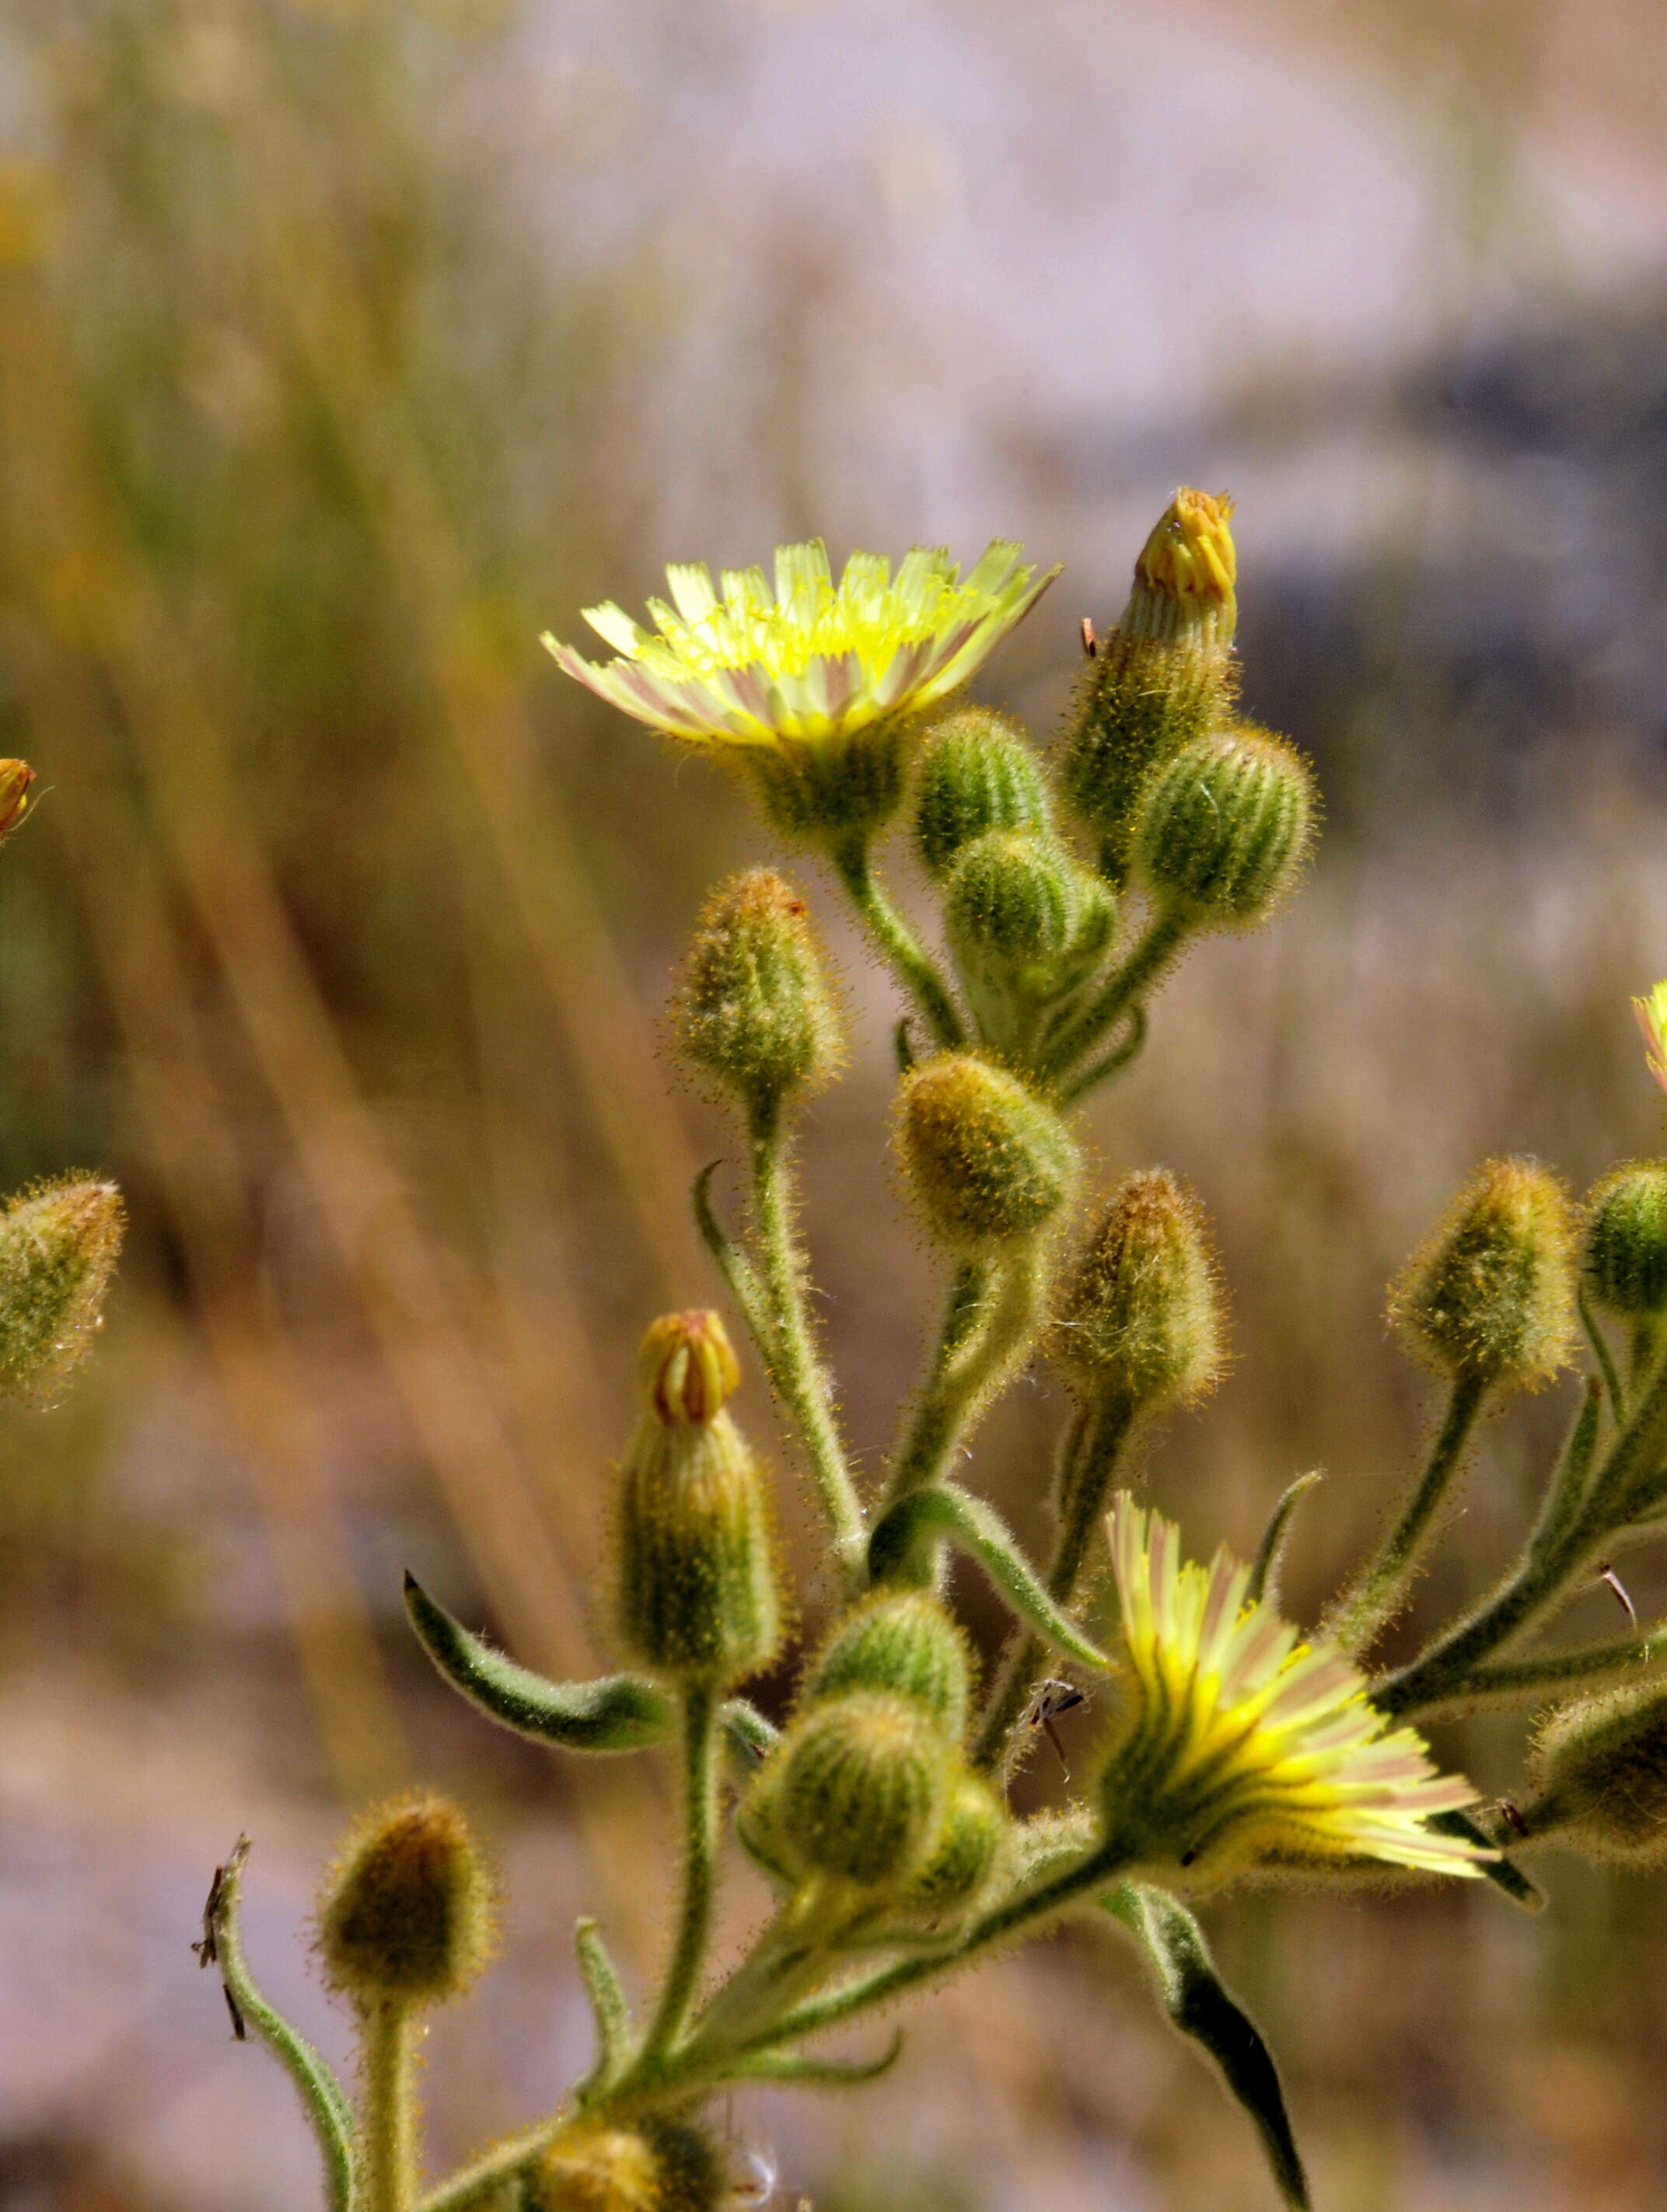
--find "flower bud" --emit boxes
[776,1690,951,1889]
[0,1176,125,1405]
[1052,1169,1225,1409]
[1584,1163,1667,1319]
[1132,725,1315,929]
[1519,1682,1667,1866]
[0,760,36,838]
[527,2119,724,2212]
[898,1054,1078,1256]
[1061,491,1239,875]
[898,1766,1009,1919]
[806,1588,973,1739]
[616,1312,780,1686]
[672,868,844,1117]
[945,832,1077,980]
[913,708,1051,881]
[1390,1158,1576,1390]
[316,1793,496,2008]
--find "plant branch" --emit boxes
[640,1679,722,2063]
[1037,909,1188,1085]
[831,833,965,1047]
[882,1253,1043,1515]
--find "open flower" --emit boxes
[1099,1497,1491,1881]
[542,539,1056,750]
[1634,980,1667,1097]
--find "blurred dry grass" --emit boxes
[0,2,1665,2208]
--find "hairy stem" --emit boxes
[1038,909,1188,1084]
[746,1102,866,1583]
[641,1680,721,2063]
[882,1253,1043,1518]
[359,2001,418,2212]
[832,834,964,1048]
[1326,1371,1490,1655]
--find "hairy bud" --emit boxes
[1052,1169,1224,1409]
[1132,725,1314,929]
[316,1793,495,2008]
[0,760,36,838]
[617,1312,780,1685]
[776,1690,950,1889]
[743,723,910,844]
[527,2119,724,2212]
[913,708,1051,881]
[0,1176,125,1405]
[806,1588,973,1740]
[899,1766,1009,1918]
[672,868,843,1116]
[1520,1682,1667,1866]
[1584,1163,1667,1320]
[945,831,1076,977]
[1061,490,1239,875]
[898,1054,1078,1256]
[1390,1158,1576,1390]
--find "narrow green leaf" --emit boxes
[1104,1882,1309,2211]
[867,1483,1110,1672]
[404,1576,673,1751]
[199,1837,356,2212]
[723,2032,904,2088]
[574,1917,631,2093]
[692,1162,773,1346]
[1426,1810,1543,1911]
[1246,1473,1323,1606]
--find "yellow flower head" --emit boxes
[1101,1497,1491,1881]
[1134,487,1237,608]
[542,538,1057,749]
[1634,980,1667,1098]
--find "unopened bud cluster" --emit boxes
[1391,1157,1576,1390]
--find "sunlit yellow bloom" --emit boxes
[1124,487,1236,648]
[1101,1497,1491,1881]
[542,539,1057,749]
[1634,980,1667,1097]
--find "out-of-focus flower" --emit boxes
[1099,1497,1491,1881]
[0,760,37,837]
[1634,980,1667,1096]
[543,539,1056,749]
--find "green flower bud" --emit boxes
[316,1792,496,2008]
[777,1690,951,1889]
[806,1588,973,1739]
[616,1312,780,1686]
[672,868,844,1116]
[1520,1682,1667,1866]
[527,2119,724,2212]
[1584,1162,1667,1319]
[898,1766,1009,1919]
[1390,1158,1576,1390]
[913,707,1052,880]
[1061,489,1239,876]
[1052,1169,1225,1409]
[735,1753,795,1887]
[898,1054,1078,1256]
[0,1176,125,1405]
[1132,725,1315,930]
[945,832,1077,978]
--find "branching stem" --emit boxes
[831,834,964,1048]
[1039,910,1188,1084]
[641,1679,722,2064]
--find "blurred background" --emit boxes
[1,0,1666,2206]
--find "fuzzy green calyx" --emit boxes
[527,2119,724,2212]
[0,1176,125,1404]
[898,1054,1078,1256]
[316,1792,496,2008]
[1519,1682,1667,1866]
[617,1311,780,1685]
[1132,725,1315,930]
[776,1690,951,1889]
[1584,1162,1667,1319]
[1390,1158,1576,1389]
[742,719,913,842]
[900,1766,1009,1917]
[673,868,844,1115]
[913,707,1052,880]
[1052,1169,1225,1409]
[945,832,1077,976]
[806,1588,973,1739]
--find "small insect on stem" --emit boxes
[194,1840,250,2041]
[1498,1799,1530,1840]
[1597,1561,1639,1630]
[1026,1678,1088,1775]
[1080,617,1098,658]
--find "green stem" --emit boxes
[746,1103,866,1583]
[832,834,964,1047]
[1037,910,1188,1083]
[882,1253,1042,1515]
[1579,1285,1624,1424]
[1326,1370,1489,1655]
[360,2000,418,2212]
[641,1680,721,2063]
[1057,1005,1149,1106]
[1410,1622,1667,1715]
[971,1395,1136,1773]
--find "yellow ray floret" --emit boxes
[542,539,1057,747]
[1103,1497,1492,1880]
[1634,980,1667,1098]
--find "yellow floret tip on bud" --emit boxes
[0,1175,125,1405]
[316,1792,496,2008]
[0,759,36,837]
[1389,1157,1577,1391]
[1634,980,1667,1098]
[527,2119,724,2212]
[637,1310,741,1425]
[1133,488,1237,614]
